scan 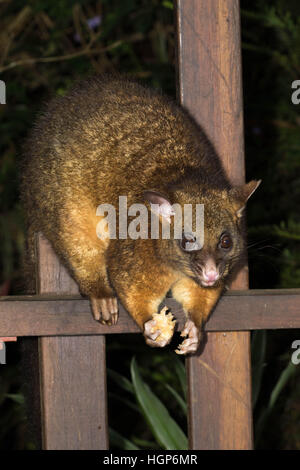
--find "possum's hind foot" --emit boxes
[90,296,118,325]
[144,306,176,348]
[175,319,200,355]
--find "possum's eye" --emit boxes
[219,233,232,251]
[180,232,201,252]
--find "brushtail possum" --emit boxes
[21,75,260,355]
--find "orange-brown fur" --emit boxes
[20,74,259,353]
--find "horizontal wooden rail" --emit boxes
[0,289,299,336]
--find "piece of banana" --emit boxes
[151,306,176,343]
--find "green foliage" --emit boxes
[0,347,30,450]
[108,355,188,450]
[251,331,267,409]
[251,330,299,447]
[242,0,300,448]
[255,359,299,447]
[131,357,188,450]
[109,428,140,450]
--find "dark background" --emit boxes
[0,0,299,449]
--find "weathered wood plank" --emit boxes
[37,234,109,450]
[0,289,299,336]
[176,0,253,449]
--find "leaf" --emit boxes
[109,428,140,450]
[132,437,160,449]
[107,368,134,394]
[251,330,267,409]
[165,384,187,415]
[5,393,25,405]
[130,357,188,450]
[268,361,297,410]
[109,392,140,414]
[255,361,297,445]
[172,355,187,400]
[162,1,174,10]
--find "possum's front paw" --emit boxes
[175,319,200,355]
[90,296,118,325]
[144,306,176,348]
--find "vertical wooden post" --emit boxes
[176,0,253,449]
[36,234,109,449]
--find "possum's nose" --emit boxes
[203,270,219,282]
[202,259,220,285]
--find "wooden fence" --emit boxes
[0,0,299,450]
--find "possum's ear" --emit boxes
[230,180,261,218]
[143,190,175,223]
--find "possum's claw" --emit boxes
[90,296,118,325]
[175,319,200,355]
